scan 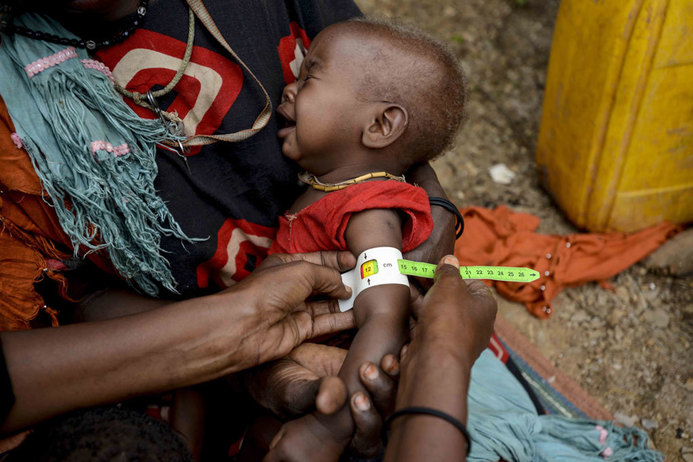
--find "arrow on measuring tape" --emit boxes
[397,259,540,283]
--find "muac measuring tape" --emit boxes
[338,247,540,312]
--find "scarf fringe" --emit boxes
[1,14,202,295]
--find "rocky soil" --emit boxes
[356,0,693,459]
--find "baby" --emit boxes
[265,17,467,461]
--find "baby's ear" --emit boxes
[362,104,408,149]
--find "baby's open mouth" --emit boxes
[277,105,296,138]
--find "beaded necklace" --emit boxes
[298,171,406,192]
[2,0,149,51]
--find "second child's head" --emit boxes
[277,18,467,179]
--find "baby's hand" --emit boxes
[264,413,349,462]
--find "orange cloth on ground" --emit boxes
[454,206,681,319]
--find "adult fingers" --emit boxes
[261,251,356,273]
[315,376,348,416]
[265,261,351,308]
[248,344,347,417]
[420,255,497,361]
[358,360,397,416]
[432,256,495,311]
[348,392,383,458]
[304,309,355,341]
[346,357,401,457]
[232,260,350,323]
[242,357,319,418]
[380,353,400,378]
[410,255,465,319]
[283,301,353,349]
[465,278,495,302]
[306,297,353,317]
[408,283,425,315]
[288,343,347,378]
[432,254,463,284]
[297,261,352,301]
[464,278,497,327]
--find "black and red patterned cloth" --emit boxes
[95,0,361,296]
[0,0,361,329]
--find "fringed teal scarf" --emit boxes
[0,13,198,296]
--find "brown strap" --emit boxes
[181,0,272,146]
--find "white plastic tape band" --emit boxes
[338,247,410,312]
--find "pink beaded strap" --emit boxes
[24,47,78,78]
[81,59,114,82]
[90,141,130,158]
[10,133,23,149]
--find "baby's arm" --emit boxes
[267,209,410,461]
[338,208,411,411]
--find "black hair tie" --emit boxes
[429,197,464,239]
[383,406,471,456]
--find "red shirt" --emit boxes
[269,181,433,255]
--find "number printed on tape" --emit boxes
[397,260,540,283]
[360,260,378,279]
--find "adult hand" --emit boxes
[0,251,356,433]
[258,255,496,460]
[258,250,355,272]
[250,347,401,460]
[243,343,349,420]
[241,251,357,417]
[217,250,357,373]
[410,255,496,365]
[345,256,497,461]
[383,255,497,462]
[343,354,401,458]
[249,254,495,461]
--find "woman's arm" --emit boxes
[405,162,456,264]
[384,256,497,462]
[0,252,356,434]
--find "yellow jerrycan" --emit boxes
[536,0,693,232]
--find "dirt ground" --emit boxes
[356,0,692,459]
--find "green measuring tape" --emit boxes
[339,250,540,311]
[396,259,540,283]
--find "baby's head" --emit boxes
[278,18,467,177]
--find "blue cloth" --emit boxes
[466,350,663,461]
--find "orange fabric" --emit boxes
[454,206,681,318]
[0,97,112,330]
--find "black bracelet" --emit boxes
[429,197,464,239]
[384,406,471,456]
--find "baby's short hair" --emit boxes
[7,406,193,461]
[341,17,468,163]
